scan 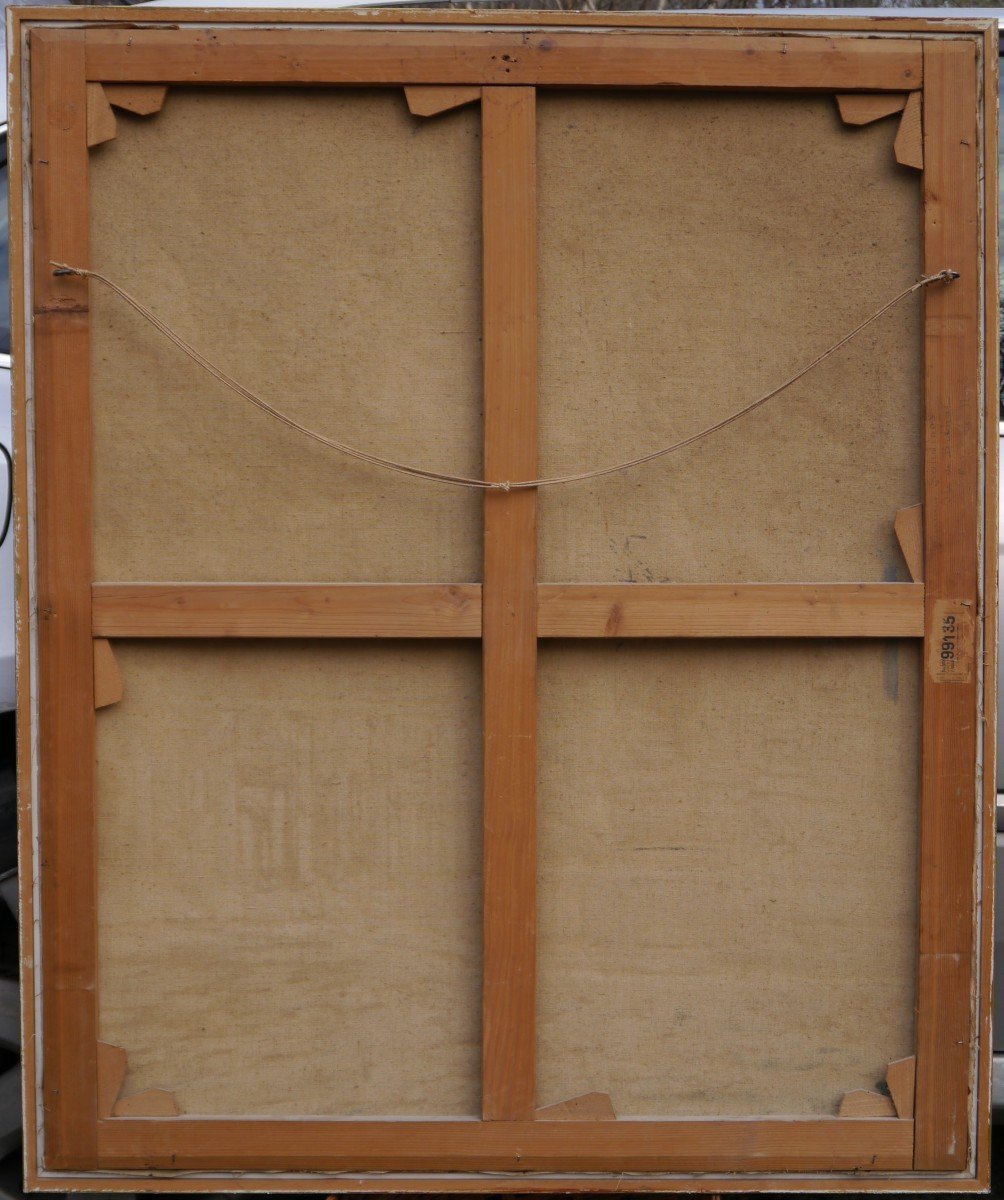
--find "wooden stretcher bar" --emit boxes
[29,27,99,1173]
[913,37,984,1173]
[80,29,923,91]
[94,1115,914,1173]
[90,582,925,639]
[480,85,539,1124]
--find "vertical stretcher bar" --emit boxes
[480,85,538,1123]
[914,36,983,1173]
[29,28,100,1169]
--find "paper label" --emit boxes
[927,600,975,684]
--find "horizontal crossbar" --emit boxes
[91,582,923,638]
[78,28,922,90]
[95,1115,913,1173]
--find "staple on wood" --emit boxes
[893,504,924,581]
[103,84,169,116]
[404,85,481,117]
[93,638,123,709]
[837,1089,897,1118]
[894,91,923,169]
[835,93,907,126]
[86,83,117,149]
[885,1055,915,1119]
[536,1092,617,1121]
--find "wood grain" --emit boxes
[26,1167,991,1197]
[7,14,39,1185]
[914,36,982,1173]
[29,28,100,1171]
[538,583,923,638]
[7,6,992,31]
[95,1117,913,1173]
[81,29,922,90]
[92,583,482,637]
[29,28,99,1172]
[91,582,922,639]
[481,86,537,1124]
[31,32,89,313]
[975,22,999,1191]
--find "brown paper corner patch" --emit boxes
[536,1091,617,1121]
[97,1040,181,1117]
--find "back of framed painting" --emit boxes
[10,9,997,1191]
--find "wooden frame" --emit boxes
[9,8,996,1191]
